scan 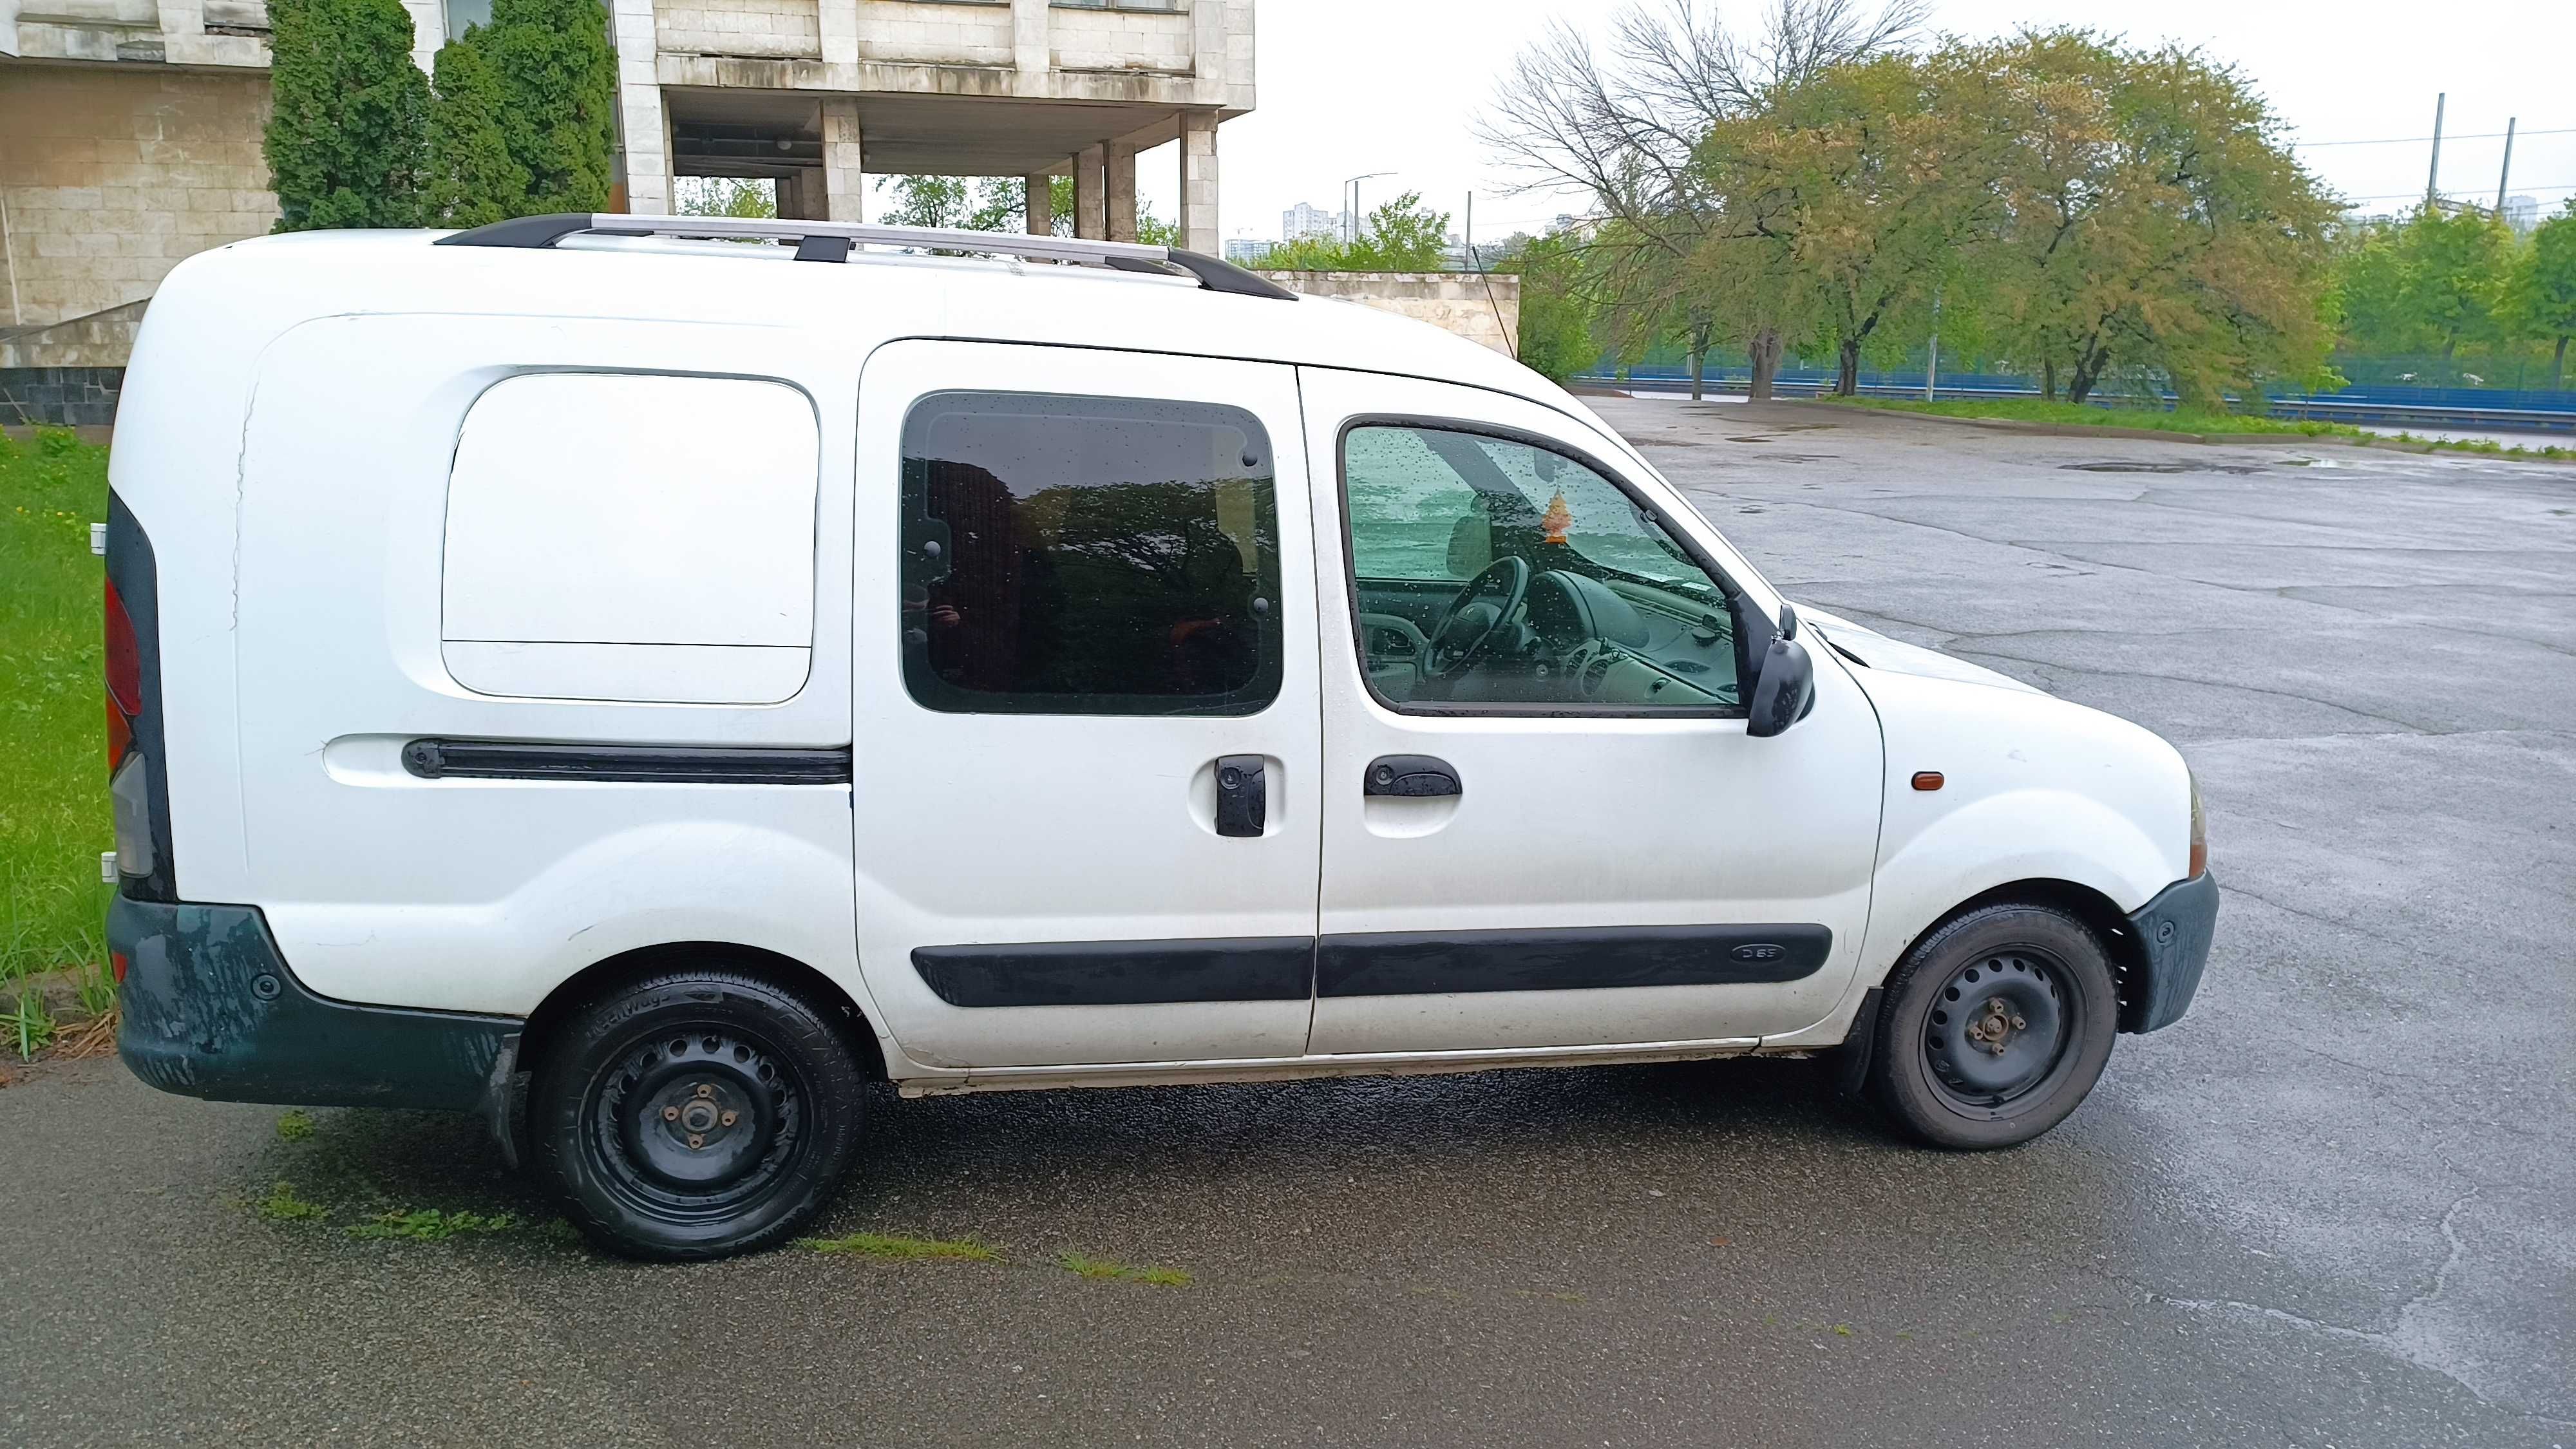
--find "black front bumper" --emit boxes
[113,896,521,1111]
[2122,872,2220,1034]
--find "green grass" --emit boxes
[1816,394,2373,438]
[255,1180,330,1222]
[799,1231,999,1262]
[275,1110,317,1142]
[345,1207,521,1242]
[0,429,112,996]
[1056,1251,1191,1286]
[1817,395,2576,459]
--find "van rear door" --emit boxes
[849,341,1321,1070]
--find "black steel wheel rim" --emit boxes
[582,1023,808,1224]
[1922,948,2076,1113]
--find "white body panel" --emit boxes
[1295,368,1885,1050]
[105,229,2197,1093]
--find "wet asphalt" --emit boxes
[3,398,2570,1447]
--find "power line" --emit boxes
[2339,181,2575,202]
[2293,126,2576,149]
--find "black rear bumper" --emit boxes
[2123,872,2219,1034]
[112,896,521,1111]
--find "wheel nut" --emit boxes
[695,1083,714,1099]
[663,1106,680,1121]
[721,1110,739,1126]
[687,1133,705,1149]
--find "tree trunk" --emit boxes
[2555,335,2568,391]
[1747,327,1781,402]
[2041,359,2058,402]
[2068,357,2099,405]
[1687,316,1712,402]
[1689,346,1704,402]
[1836,337,1860,397]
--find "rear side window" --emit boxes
[900,392,1282,715]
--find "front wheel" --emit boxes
[530,969,867,1260]
[1866,904,2117,1150]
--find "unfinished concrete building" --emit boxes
[1,0,1255,423]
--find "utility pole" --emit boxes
[2426,92,2445,207]
[1926,285,1942,402]
[2496,117,2517,215]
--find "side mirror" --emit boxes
[1746,605,1814,738]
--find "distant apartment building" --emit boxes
[1282,200,1345,243]
[1222,236,1275,265]
[2503,194,2543,236]
[3,0,1257,419]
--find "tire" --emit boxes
[1866,904,2117,1150]
[529,968,867,1260]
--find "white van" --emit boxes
[106,215,2215,1259]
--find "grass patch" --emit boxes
[1817,395,2575,458]
[345,1207,520,1242]
[275,1110,317,1142]
[255,1181,330,1222]
[1056,1251,1191,1286]
[1,428,113,996]
[1817,394,2370,438]
[799,1231,998,1262]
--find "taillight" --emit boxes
[106,577,140,772]
[2187,770,2207,879]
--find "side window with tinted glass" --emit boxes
[900,392,1282,715]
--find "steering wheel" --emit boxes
[1424,556,1530,679]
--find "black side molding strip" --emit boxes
[913,938,1314,1009]
[1316,924,1833,997]
[402,739,851,784]
[432,212,595,248]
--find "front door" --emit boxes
[851,342,1321,1069]
[1299,368,1882,1056]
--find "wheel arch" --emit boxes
[516,942,891,1088]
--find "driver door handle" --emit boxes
[1364,755,1462,798]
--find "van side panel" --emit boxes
[227,314,869,1021]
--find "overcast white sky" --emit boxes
[1128,0,2576,245]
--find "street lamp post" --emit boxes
[1344,171,1392,247]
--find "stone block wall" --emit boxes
[658,0,823,59]
[0,66,279,332]
[0,367,124,428]
[854,0,1015,65]
[1050,4,1191,72]
[1255,272,1524,357]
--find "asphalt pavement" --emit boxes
[3,397,2568,1448]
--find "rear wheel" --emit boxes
[1866,904,2117,1150]
[530,969,867,1260]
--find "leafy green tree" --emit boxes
[2391,206,2517,361]
[263,0,429,230]
[676,177,778,220]
[1510,231,1598,383]
[423,32,527,227]
[482,0,617,213]
[1972,32,2340,404]
[1267,193,1450,271]
[2512,203,2576,389]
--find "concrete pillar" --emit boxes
[1024,175,1054,236]
[822,99,864,223]
[611,0,670,213]
[1009,0,1049,87]
[777,169,820,222]
[1106,145,1138,243]
[1177,111,1219,256]
[817,0,859,66]
[1073,144,1106,240]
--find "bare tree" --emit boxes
[1479,0,1927,397]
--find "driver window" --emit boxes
[1341,424,1739,712]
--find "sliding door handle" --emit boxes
[1363,755,1461,798]
[1214,754,1267,837]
